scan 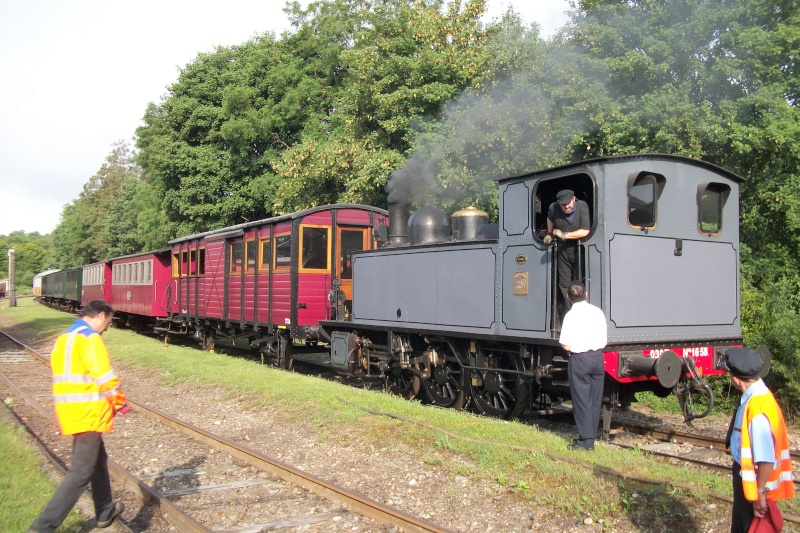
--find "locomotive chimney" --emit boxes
[387,201,410,246]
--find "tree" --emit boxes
[136,33,332,234]
[567,0,800,410]
[0,231,54,292]
[272,0,515,211]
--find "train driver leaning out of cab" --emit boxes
[543,190,591,321]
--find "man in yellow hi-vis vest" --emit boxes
[723,347,794,533]
[29,300,130,533]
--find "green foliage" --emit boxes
[0,232,53,291]
[136,32,331,233]
[566,0,800,414]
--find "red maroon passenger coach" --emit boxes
[159,205,388,369]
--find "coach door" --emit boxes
[336,227,369,302]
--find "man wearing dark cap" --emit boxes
[723,347,794,533]
[543,190,591,321]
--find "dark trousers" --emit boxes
[29,431,114,533]
[568,350,604,447]
[730,462,754,533]
[556,245,579,319]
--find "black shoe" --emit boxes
[96,501,124,528]
[567,443,594,451]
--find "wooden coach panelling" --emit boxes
[203,240,226,319]
[165,204,387,337]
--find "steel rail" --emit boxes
[611,421,800,461]
[129,399,453,533]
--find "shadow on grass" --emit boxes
[593,465,703,532]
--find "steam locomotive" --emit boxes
[36,154,748,431]
[322,153,748,430]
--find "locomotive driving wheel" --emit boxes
[421,344,468,409]
[470,349,526,419]
[386,364,421,400]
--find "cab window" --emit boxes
[531,173,595,241]
[698,183,730,235]
[628,174,657,228]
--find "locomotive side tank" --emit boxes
[325,154,743,426]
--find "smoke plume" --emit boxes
[384,152,437,204]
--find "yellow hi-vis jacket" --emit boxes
[740,389,795,501]
[51,319,127,435]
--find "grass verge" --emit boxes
[0,404,85,532]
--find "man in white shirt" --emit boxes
[559,281,608,451]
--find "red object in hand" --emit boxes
[116,403,132,414]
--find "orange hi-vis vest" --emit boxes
[740,389,795,501]
[51,321,127,435]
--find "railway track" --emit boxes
[0,330,451,533]
[156,338,800,490]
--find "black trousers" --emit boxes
[556,245,580,319]
[29,431,115,533]
[568,350,604,447]
[730,462,754,533]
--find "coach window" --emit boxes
[259,237,271,272]
[300,225,329,271]
[198,248,205,276]
[274,233,292,271]
[339,228,366,279]
[181,251,190,277]
[245,240,257,273]
[627,172,665,229]
[188,250,197,276]
[230,240,245,273]
[172,252,180,278]
[698,183,730,235]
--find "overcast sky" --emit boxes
[0,0,570,236]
